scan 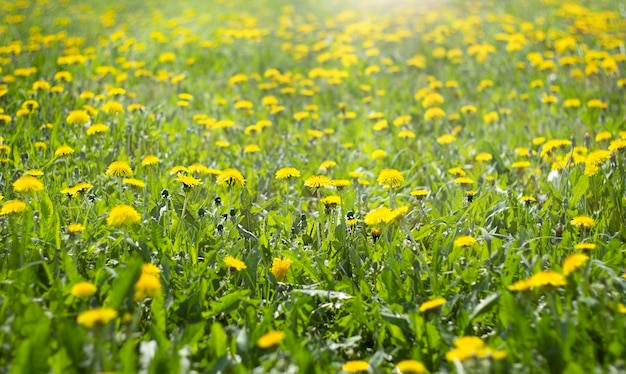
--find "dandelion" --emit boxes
[68,223,85,233]
[395,360,426,374]
[562,253,589,276]
[13,175,44,193]
[436,134,456,144]
[123,178,145,188]
[319,160,337,170]
[141,155,160,166]
[105,161,133,177]
[176,174,202,188]
[574,243,596,250]
[570,215,595,228]
[54,145,75,157]
[454,236,476,247]
[454,177,474,186]
[224,256,247,271]
[106,205,141,227]
[71,282,97,297]
[271,257,292,281]
[77,307,118,328]
[377,169,403,188]
[320,195,341,208]
[134,272,161,301]
[102,101,124,114]
[66,110,90,125]
[217,168,245,188]
[419,297,446,312]
[411,189,428,200]
[304,175,331,190]
[257,331,285,348]
[86,123,109,135]
[341,360,370,373]
[0,200,27,216]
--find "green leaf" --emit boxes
[105,260,142,310]
[570,175,589,205]
[469,292,500,321]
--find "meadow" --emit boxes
[1,0,626,372]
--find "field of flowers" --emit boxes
[1,0,626,372]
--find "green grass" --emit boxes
[1,0,626,372]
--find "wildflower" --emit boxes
[419,297,446,312]
[66,110,90,125]
[105,161,133,177]
[123,178,145,188]
[424,107,446,121]
[0,200,27,216]
[176,174,202,188]
[86,123,109,135]
[341,360,370,373]
[271,257,292,281]
[437,134,456,144]
[363,206,409,225]
[77,307,118,328]
[411,189,428,200]
[608,139,626,152]
[454,236,476,247]
[54,145,75,157]
[395,360,426,374]
[475,152,493,162]
[370,149,387,159]
[243,144,260,154]
[454,177,474,186]
[319,160,337,170]
[508,270,567,291]
[320,195,341,208]
[68,223,85,233]
[224,256,247,271]
[134,272,161,301]
[142,263,161,276]
[377,169,403,188]
[570,215,595,228]
[102,101,124,114]
[217,168,245,188]
[304,175,331,190]
[574,243,596,250]
[445,336,506,362]
[71,282,97,298]
[562,254,589,276]
[141,155,160,166]
[257,331,285,349]
[13,175,44,193]
[521,196,536,204]
[106,205,141,227]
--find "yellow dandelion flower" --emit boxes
[437,134,456,145]
[106,205,141,227]
[105,161,133,177]
[271,257,292,281]
[570,215,595,228]
[377,168,403,188]
[342,360,370,373]
[141,155,160,166]
[86,123,109,135]
[77,307,118,328]
[573,243,596,250]
[13,175,44,193]
[275,167,301,180]
[304,175,331,190]
[319,160,337,170]
[134,273,161,301]
[123,178,145,188]
[224,256,247,271]
[66,110,90,125]
[216,168,245,188]
[257,330,285,349]
[419,297,446,312]
[454,236,476,247]
[0,200,27,215]
[562,253,589,276]
[320,195,341,207]
[176,174,202,188]
[395,360,426,374]
[68,223,85,233]
[102,101,125,114]
[54,145,75,157]
[71,282,96,298]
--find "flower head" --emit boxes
[176,174,202,188]
[71,282,97,298]
[134,272,161,301]
[341,360,370,373]
[0,200,27,216]
[395,360,426,374]
[106,205,141,227]
[54,145,75,157]
[257,330,285,348]
[570,215,595,228]
[320,195,341,208]
[377,168,403,188]
[13,175,44,193]
[304,175,331,190]
[271,257,292,281]
[105,161,133,177]
[419,297,446,312]
[562,253,589,276]
[141,155,160,166]
[454,236,476,248]
[77,307,118,328]
[275,167,301,180]
[102,101,125,114]
[66,110,90,125]
[224,256,247,271]
[217,168,245,188]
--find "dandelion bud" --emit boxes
[229,208,236,217]
[20,152,28,162]
[214,196,222,206]
[371,227,382,242]
[555,224,562,238]
[197,208,207,217]
[161,189,169,199]
[217,223,224,232]
[584,132,590,148]
[570,134,576,148]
